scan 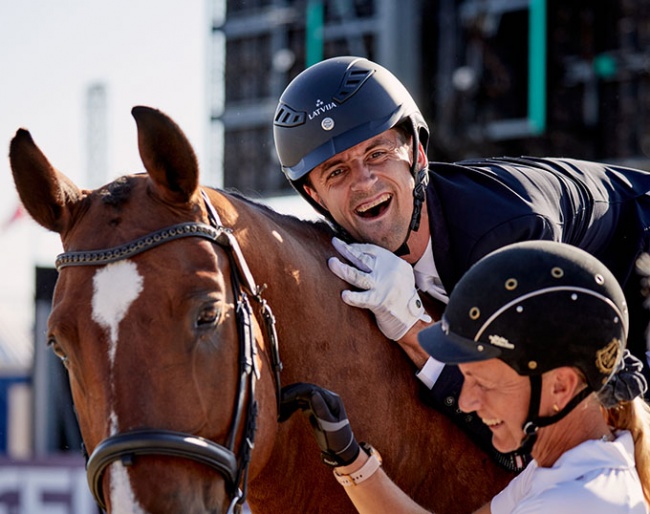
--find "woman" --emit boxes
[281,240,650,513]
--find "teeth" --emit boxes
[481,418,502,427]
[356,193,391,213]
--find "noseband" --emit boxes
[55,191,283,513]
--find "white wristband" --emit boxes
[333,444,382,487]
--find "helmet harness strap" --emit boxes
[395,129,429,257]
[520,374,593,453]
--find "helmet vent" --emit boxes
[333,69,375,103]
[274,104,306,128]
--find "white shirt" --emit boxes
[412,237,448,305]
[491,431,649,513]
[413,238,448,389]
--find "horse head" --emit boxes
[9,107,278,513]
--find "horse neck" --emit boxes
[207,189,335,294]
[206,190,513,514]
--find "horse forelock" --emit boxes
[63,174,203,254]
[98,175,134,207]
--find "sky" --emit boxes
[0,1,215,367]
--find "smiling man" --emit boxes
[304,127,429,256]
[273,56,650,471]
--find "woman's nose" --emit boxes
[458,383,481,413]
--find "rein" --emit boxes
[56,191,282,513]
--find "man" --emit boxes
[273,56,650,468]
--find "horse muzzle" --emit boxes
[86,429,244,512]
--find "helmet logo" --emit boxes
[321,117,335,131]
[595,338,621,376]
[308,99,338,121]
[488,334,514,349]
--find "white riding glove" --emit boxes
[328,237,432,340]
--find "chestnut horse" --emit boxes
[9,106,512,513]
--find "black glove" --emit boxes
[280,382,360,467]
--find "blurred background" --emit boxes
[2,0,650,511]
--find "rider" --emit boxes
[273,55,650,468]
[281,241,650,513]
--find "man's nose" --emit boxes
[349,160,376,190]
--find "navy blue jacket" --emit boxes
[427,156,650,292]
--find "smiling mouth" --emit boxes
[481,417,504,429]
[355,193,392,219]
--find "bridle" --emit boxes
[55,190,283,513]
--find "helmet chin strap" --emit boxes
[394,124,429,257]
[519,375,593,453]
[394,164,429,257]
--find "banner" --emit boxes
[0,456,97,514]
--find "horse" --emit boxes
[9,106,513,513]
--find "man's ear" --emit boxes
[416,141,428,170]
[303,182,327,210]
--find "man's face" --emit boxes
[303,128,421,251]
[458,359,530,453]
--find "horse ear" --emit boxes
[9,129,82,234]
[131,106,200,204]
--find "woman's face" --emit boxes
[458,359,531,453]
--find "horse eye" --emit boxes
[197,304,220,327]
[48,337,70,368]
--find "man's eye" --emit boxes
[368,150,389,161]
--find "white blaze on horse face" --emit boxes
[109,411,119,436]
[108,411,146,512]
[110,462,147,514]
[91,260,144,364]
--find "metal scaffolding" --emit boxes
[209,0,650,195]
[208,0,421,198]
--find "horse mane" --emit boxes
[217,187,337,238]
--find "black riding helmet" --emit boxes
[273,56,429,253]
[418,240,628,446]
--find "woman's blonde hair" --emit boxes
[605,398,650,505]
